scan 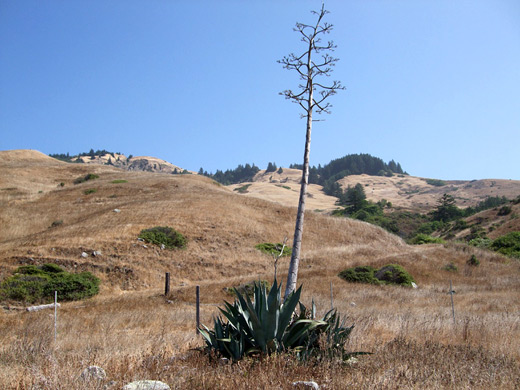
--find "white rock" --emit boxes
[113,209,121,213]
[293,381,319,389]
[350,302,356,307]
[123,380,170,390]
[411,282,418,289]
[81,252,88,258]
[92,250,102,257]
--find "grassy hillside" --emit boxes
[0,150,519,389]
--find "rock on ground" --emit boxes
[123,380,170,390]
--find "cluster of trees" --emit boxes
[290,153,406,197]
[333,183,397,233]
[49,149,127,163]
[199,163,260,185]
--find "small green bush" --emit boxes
[425,179,446,187]
[233,184,252,194]
[0,264,99,304]
[255,242,292,257]
[338,264,415,287]
[443,262,458,272]
[490,232,520,258]
[74,173,99,184]
[409,234,445,245]
[84,188,97,195]
[111,179,128,184]
[50,220,63,228]
[338,266,378,284]
[138,226,187,249]
[468,237,492,248]
[497,205,512,216]
[224,280,270,298]
[467,255,480,267]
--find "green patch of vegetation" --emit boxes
[468,237,492,248]
[408,234,445,245]
[74,173,99,184]
[224,280,270,298]
[338,264,415,287]
[138,226,187,249]
[234,184,252,194]
[50,220,63,228]
[255,242,292,257]
[497,205,512,216]
[275,184,291,190]
[490,232,520,259]
[467,255,480,267]
[425,178,447,187]
[111,179,128,184]
[0,264,99,304]
[443,262,458,272]
[83,188,97,195]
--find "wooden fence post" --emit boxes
[165,272,170,296]
[196,285,200,334]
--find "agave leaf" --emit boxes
[276,284,302,341]
[264,281,281,344]
[284,319,327,348]
[234,286,267,351]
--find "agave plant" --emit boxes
[199,280,363,361]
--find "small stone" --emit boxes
[113,209,121,213]
[292,381,319,389]
[92,250,102,257]
[81,252,88,258]
[137,238,145,242]
[80,365,106,381]
[350,302,356,307]
[143,245,148,249]
[123,380,170,390]
[411,282,418,289]
[160,244,166,250]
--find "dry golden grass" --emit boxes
[1,150,519,389]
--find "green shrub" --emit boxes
[0,264,99,304]
[233,184,252,194]
[467,255,480,267]
[83,188,97,195]
[255,242,292,257]
[138,226,187,249]
[490,232,520,258]
[409,234,445,245]
[497,205,512,216]
[338,264,415,287]
[50,220,63,228]
[468,237,492,248]
[425,178,446,187]
[443,262,458,272]
[338,266,378,284]
[224,280,270,298]
[111,179,128,184]
[74,173,99,184]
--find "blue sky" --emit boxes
[1,1,519,180]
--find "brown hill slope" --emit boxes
[229,169,520,215]
[0,150,405,291]
[338,174,520,212]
